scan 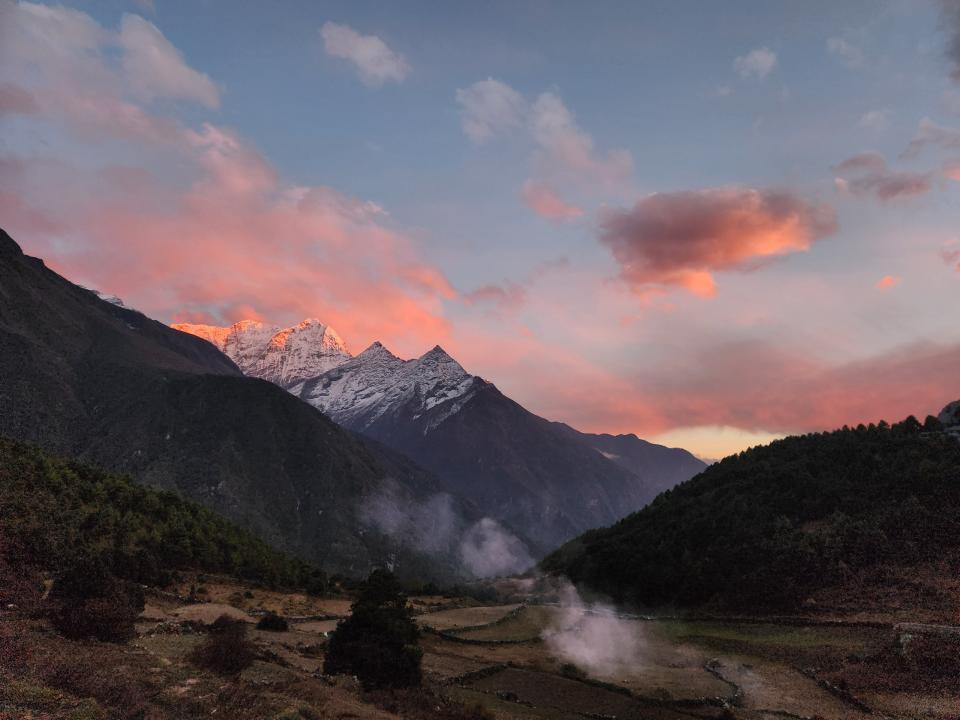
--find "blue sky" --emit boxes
[2,0,959,457]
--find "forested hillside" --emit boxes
[0,437,322,590]
[542,414,960,611]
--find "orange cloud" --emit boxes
[875,275,901,290]
[599,187,837,297]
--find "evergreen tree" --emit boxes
[324,570,422,689]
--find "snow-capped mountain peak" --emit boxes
[173,318,351,388]
[293,340,476,431]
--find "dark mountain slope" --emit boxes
[552,425,706,498]
[343,375,663,554]
[0,229,471,580]
[543,413,960,612]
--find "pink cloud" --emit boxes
[521,181,584,221]
[0,82,38,115]
[0,3,456,358]
[452,320,960,445]
[945,159,960,181]
[599,187,837,297]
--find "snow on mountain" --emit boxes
[292,341,478,431]
[173,318,351,389]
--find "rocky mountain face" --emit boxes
[292,342,477,432]
[172,319,351,389]
[0,228,479,581]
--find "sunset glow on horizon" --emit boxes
[3,0,960,459]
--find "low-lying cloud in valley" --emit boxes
[459,517,533,578]
[542,579,644,678]
[358,480,533,579]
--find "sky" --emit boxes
[2,0,960,459]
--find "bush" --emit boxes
[256,612,289,632]
[49,557,144,643]
[189,615,255,675]
[324,570,422,690]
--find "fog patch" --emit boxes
[542,579,643,677]
[459,518,533,578]
[358,479,460,555]
[359,480,532,579]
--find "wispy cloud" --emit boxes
[827,36,865,68]
[858,109,890,131]
[456,78,633,218]
[456,78,526,143]
[833,152,933,202]
[521,180,584,222]
[902,118,960,158]
[733,47,777,79]
[320,21,410,87]
[119,14,220,107]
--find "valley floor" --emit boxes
[2,575,957,720]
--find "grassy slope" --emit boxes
[542,417,960,612]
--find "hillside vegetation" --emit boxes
[0,436,321,590]
[542,415,960,611]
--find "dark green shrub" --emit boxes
[256,611,289,632]
[323,570,422,690]
[189,615,256,675]
[49,557,144,643]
